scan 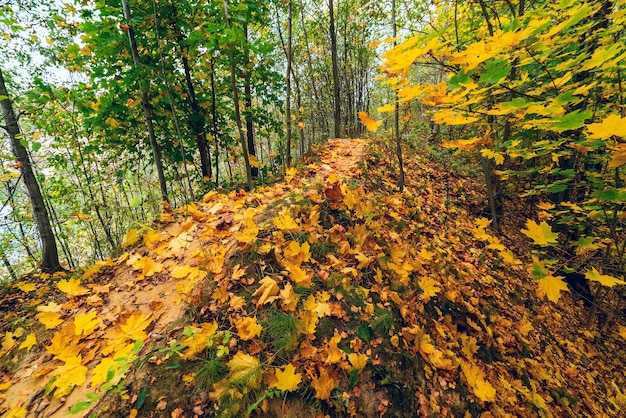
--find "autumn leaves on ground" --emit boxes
[2,138,626,417]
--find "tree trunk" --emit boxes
[222,0,253,190]
[299,0,322,144]
[243,24,258,179]
[209,58,220,185]
[0,68,62,272]
[0,246,17,281]
[285,0,293,167]
[181,52,212,180]
[121,0,169,203]
[392,0,404,191]
[329,0,341,138]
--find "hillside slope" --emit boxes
[2,138,626,417]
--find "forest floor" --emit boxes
[2,137,626,417]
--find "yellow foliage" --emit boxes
[271,364,302,392]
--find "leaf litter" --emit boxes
[1,138,626,417]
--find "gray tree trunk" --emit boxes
[0,68,62,272]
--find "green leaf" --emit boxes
[357,325,372,343]
[501,98,529,110]
[479,59,511,85]
[32,142,42,152]
[0,95,8,101]
[551,110,592,132]
[136,386,147,409]
[449,69,472,90]
[591,189,626,203]
[69,401,93,414]
[348,369,360,388]
[555,91,576,106]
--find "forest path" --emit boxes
[5,136,625,417]
[1,138,369,417]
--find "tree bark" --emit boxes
[329,0,341,138]
[285,0,293,167]
[121,0,169,203]
[243,24,258,179]
[392,0,404,191]
[0,68,62,272]
[222,0,253,190]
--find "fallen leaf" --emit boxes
[271,363,302,392]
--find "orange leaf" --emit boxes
[235,316,263,341]
[358,112,383,132]
[311,366,337,400]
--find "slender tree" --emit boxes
[392,0,404,191]
[285,0,293,167]
[329,0,341,138]
[121,0,169,202]
[222,0,253,190]
[0,68,62,272]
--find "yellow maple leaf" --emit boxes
[1,331,17,356]
[206,245,226,274]
[348,352,368,371]
[37,312,64,329]
[56,278,89,297]
[358,112,383,132]
[608,143,626,169]
[418,277,441,301]
[74,311,100,336]
[283,241,311,266]
[280,282,298,311]
[227,352,262,389]
[120,311,152,341]
[480,148,504,165]
[170,264,194,279]
[537,201,555,210]
[355,253,371,269]
[181,322,219,360]
[521,219,559,246]
[46,324,82,362]
[234,217,259,244]
[235,316,263,341]
[121,228,140,248]
[131,256,164,277]
[311,366,337,400]
[16,282,36,292]
[283,260,312,286]
[142,229,162,249]
[585,267,626,287]
[537,274,569,303]
[50,356,88,398]
[272,363,302,392]
[461,360,496,402]
[5,406,27,418]
[433,109,479,125]
[18,332,37,351]
[251,277,280,307]
[377,104,395,113]
[323,335,345,365]
[586,114,626,140]
[0,381,12,391]
[499,250,522,266]
[91,357,120,387]
[274,210,299,231]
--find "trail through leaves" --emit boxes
[1,138,625,417]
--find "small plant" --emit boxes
[195,354,227,391]
[262,309,302,353]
